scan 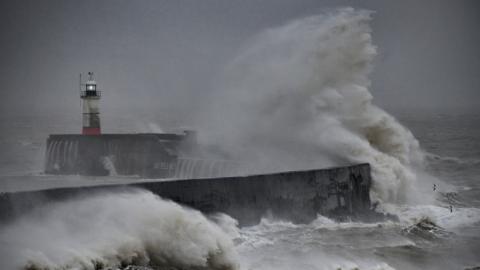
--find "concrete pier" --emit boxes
[44,133,237,178]
[0,164,375,225]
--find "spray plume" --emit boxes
[201,8,432,204]
[0,190,239,270]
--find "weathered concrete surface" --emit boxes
[45,133,188,177]
[44,133,236,178]
[0,164,375,226]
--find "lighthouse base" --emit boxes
[82,127,101,135]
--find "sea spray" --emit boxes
[236,216,401,270]
[0,189,239,270]
[200,8,432,204]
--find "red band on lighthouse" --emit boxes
[82,127,101,135]
[80,72,102,135]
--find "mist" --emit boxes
[1,2,480,269]
[196,8,433,204]
[0,0,479,132]
[0,0,478,190]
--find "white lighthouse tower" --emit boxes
[80,72,101,135]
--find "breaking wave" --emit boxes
[3,7,478,270]
[235,216,405,270]
[201,8,431,204]
[0,190,239,270]
[383,204,480,231]
[234,210,480,270]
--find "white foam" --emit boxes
[381,203,480,230]
[102,156,118,176]
[236,217,401,270]
[0,190,239,270]
[310,215,398,231]
[200,8,434,205]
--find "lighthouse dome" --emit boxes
[85,80,97,91]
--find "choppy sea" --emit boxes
[0,110,479,270]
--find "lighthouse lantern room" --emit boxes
[80,72,101,135]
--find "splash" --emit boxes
[0,190,239,270]
[383,203,480,231]
[236,217,403,270]
[102,156,118,176]
[201,8,431,204]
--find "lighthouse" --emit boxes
[80,72,101,135]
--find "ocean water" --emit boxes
[0,111,479,270]
[1,8,479,270]
[232,111,480,270]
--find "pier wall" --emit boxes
[45,134,238,178]
[0,164,373,225]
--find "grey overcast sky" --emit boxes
[1,0,479,125]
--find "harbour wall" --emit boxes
[0,164,374,226]
[45,134,239,178]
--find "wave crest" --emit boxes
[202,8,431,204]
[0,190,239,270]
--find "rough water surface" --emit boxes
[0,8,479,270]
